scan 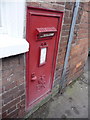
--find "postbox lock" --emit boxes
[36,27,57,40]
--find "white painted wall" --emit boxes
[0,0,29,58]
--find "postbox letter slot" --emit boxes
[36,27,57,40]
[39,33,55,38]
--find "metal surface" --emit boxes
[59,0,80,93]
[36,25,57,40]
[26,7,63,109]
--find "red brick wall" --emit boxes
[1,1,88,118]
[66,2,88,85]
[2,54,26,118]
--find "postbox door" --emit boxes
[26,7,63,108]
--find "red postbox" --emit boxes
[26,6,63,109]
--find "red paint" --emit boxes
[26,6,63,110]
[36,27,57,40]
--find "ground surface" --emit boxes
[27,57,89,119]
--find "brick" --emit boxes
[75,24,80,31]
[2,97,20,112]
[82,11,88,18]
[17,99,25,109]
[4,81,17,91]
[67,69,84,84]
[2,54,24,71]
[56,62,63,70]
[27,2,41,8]
[2,111,7,118]
[21,94,25,101]
[80,2,84,9]
[55,2,65,5]
[6,108,19,118]
[53,79,60,88]
[76,8,83,23]
[58,49,66,56]
[2,56,19,71]
[60,40,68,48]
[16,100,25,118]
[70,11,73,17]
[57,57,65,65]
[62,25,71,31]
[55,69,62,78]
[57,54,64,61]
[15,76,25,86]
[40,3,54,10]
[12,73,24,84]
[2,71,24,87]
[52,4,65,11]
[80,18,88,24]
[7,105,16,114]
[19,84,25,90]
[64,10,70,17]
[65,2,74,10]
[4,95,14,105]
[2,69,13,86]
[78,29,88,35]
[13,89,25,99]
[83,2,89,11]
[2,87,18,99]
[76,62,82,69]
[57,53,65,60]
[56,64,63,71]
[77,33,88,39]
[64,17,72,25]
[79,23,88,29]
[60,36,69,43]
[13,64,24,74]
[61,30,70,37]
